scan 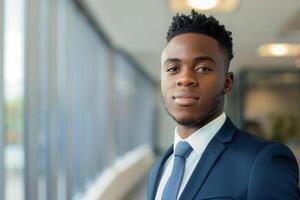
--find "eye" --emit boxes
[166,66,179,73]
[195,65,212,72]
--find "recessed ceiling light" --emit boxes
[169,0,239,12]
[270,44,288,56]
[187,0,219,10]
[257,43,300,57]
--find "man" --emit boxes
[147,10,299,200]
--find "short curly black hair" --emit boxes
[167,10,234,68]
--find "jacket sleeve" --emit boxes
[147,165,154,200]
[247,143,300,199]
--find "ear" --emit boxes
[223,72,234,94]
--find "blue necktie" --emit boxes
[161,141,193,200]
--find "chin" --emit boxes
[173,115,201,127]
[177,120,199,127]
[173,109,214,127]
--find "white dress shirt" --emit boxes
[155,113,226,200]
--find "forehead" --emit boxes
[161,33,223,63]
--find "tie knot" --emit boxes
[174,141,192,159]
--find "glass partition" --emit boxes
[3,0,25,199]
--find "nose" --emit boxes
[176,69,198,87]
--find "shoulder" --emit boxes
[220,118,275,156]
[233,129,297,161]
[249,141,299,178]
[230,129,299,173]
[236,130,300,198]
[255,142,297,162]
[229,129,276,158]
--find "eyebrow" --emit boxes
[163,58,180,65]
[163,56,216,65]
[194,56,216,64]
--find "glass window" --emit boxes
[57,2,112,198]
[4,0,158,199]
[114,52,136,155]
[113,52,156,156]
[3,0,25,200]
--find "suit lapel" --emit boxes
[148,145,173,200]
[179,117,237,200]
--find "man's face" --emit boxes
[161,33,233,127]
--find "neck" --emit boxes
[176,112,223,139]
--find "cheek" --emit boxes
[209,75,224,91]
[161,78,173,95]
[160,81,167,97]
[200,77,222,94]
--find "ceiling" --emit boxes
[81,0,300,81]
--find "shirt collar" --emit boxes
[174,112,226,155]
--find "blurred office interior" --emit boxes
[0,0,300,199]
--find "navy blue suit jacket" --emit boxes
[148,118,300,200]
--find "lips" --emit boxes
[173,92,199,106]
